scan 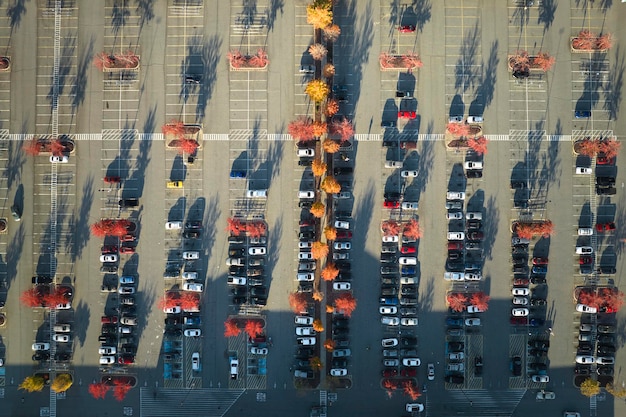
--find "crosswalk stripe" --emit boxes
[140,387,244,417]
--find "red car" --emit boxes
[336,231,353,239]
[121,234,136,242]
[400,246,416,254]
[103,176,121,183]
[510,316,528,325]
[382,369,398,377]
[101,316,118,324]
[299,219,314,227]
[448,242,463,250]
[532,257,548,265]
[383,200,401,209]
[597,156,615,165]
[101,245,118,254]
[119,246,135,254]
[118,354,135,365]
[595,222,616,232]
[398,25,416,33]
[400,368,417,377]
[579,256,594,265]
[513,278,529,286]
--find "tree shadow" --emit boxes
[472,40,499,114]
[68,175,94,263]
[190,34,222,123]
[72,35,95,110]
[3,141,25,189]
[128,108,156,197]
[481,195,499,262]
[241,0,257,26]
[48,34,76,104]
[264,216,282,292]
[386,0,402,37]
[6,0,28,36]
[4,222,24,286]
[134,0,155,31]
[537,0,557,33]
[454,21,481,93]
[111,0,131,40]
[511,3,530,31]
[412,0,432,33]
[603,45,624,120]
[264,0,284,33]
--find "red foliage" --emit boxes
[289,292,308,313]
[447,122,471,137]
[157,293,179,310]
[381,220,401,237]
[599,288,625,312]
[248,49,269,68]
[179,292,200,311]
[110,221,129,238]
[49,139,66,157]
[224,319,241,337]
[244,320,264,338]
[383,379,398,397]
[509,50,530,73]
[598,139,621,159]
[579,290,603,309]
[288,116,315,142]
[325,99,339,117]
[573,30,597,50]
[467,136,488,155]
[402,380,422,400]
[596,34,613,50]
[88,382,109,399]
[246,221,267,238]
[447,293,468,312]
[576,138,600,157]
[227,217,246,236]
[22,138,42,156]
[90,221,109,238]
[329,119,354,142]
[515,223,534,240]
[45,288,68,308]
[533,52,555,71]
[112,380,132,402]
[403,219,422,240]
[176,139,199,155]
[20,288,43,307]
[93,52,114,70]
[334,293,357,317]
[227,50,245,68]
[470,292,490,311]
[162,120,186,139]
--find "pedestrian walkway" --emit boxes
[427,389,526,416]
[139,387,244,417]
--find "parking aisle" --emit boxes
[293,4,314,118]
[0,10,9,127]
[165,1,205,122]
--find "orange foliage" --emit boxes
[601,288,624,312]
[49,139,66,157]
[312,290,324,302]
[533,52,555,71]
[20,288,43,307]
[330,119,354,142]
[313,319,324,332]
[447,293,468,312]
[289,292,308,313]
[22,138,41,156]
[402,381,421,400]
[288,117,315,142]
[381,220,401,237]
[579,290,603,309]
[334,293,357,317]
[88,382,109,399]
[311,241,329,259]
[596,34,613,50]
[326,305,334,313]
[176,139,199,155]
[321,263,339,281]
[323,63,335,78]
[325,99,339,117]
[246,221,266,238]
[576,138,600,157]
[403,219,422,240]
[467,136,488,155]
[306,4,332,29]
[179,292,200,311]
[310,201,325,218]
[224,319,241,337]
[323,139,340,154]
[323,339,335,351]
[305,79,330,102]
[321,176,341,194]
[322,24,341,42]
[158,292,179,310]
[112,380,132,402]
[312,121,328,137]
[509,50,530,72]
[312,159,327,177]
[309,43,328,61]
[45,288,68,308]
[598,138,621,159]
[324,226,337,241]
[447,122,471,137]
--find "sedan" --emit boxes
[249,247,266,256]
[447,232,465,241]
[398,25,416,32]
[330,368,347,377]
[52,334,70,343]
[334,242,351,250]
[118,286,135,295]
[532,257,549,265]
[400,246,416,254]
[465,318,481,326]
[576,304,597,314]
[380,306,397,315]
[512,287,529,296]
[511,308,529,316]
[575,246,593,255]
[50,155,69,163]
[446,211,463,220]
[383,358,399,367]
[531,375,549,383]
[382,338,399,347]
[184,329,202,337]
[401,318,418,326]
[296,327,316,336]
[575,355,595,364]
[99,254,118,263]
[99,356,116,365]
[535,390,555,401]
[32,343,50,351]
[381,317,400,326]
[98,346,116,355]
[401,170,418,178]
[403,358,421,367]
[399,257,417,265]
[333,282,351,291]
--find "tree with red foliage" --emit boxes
[90,220,110,238]
[20,288,43,307]
[321,263,339,281]
[383,379,398,398]
[289,292,308,313]
[329,119,354,142]
[575,137,600,157]
[48,139,66,157]
[533,52,555,71]
[447,293,468,312]
[325,99,339,117]
[88,382,109,399]
[514,223,534,240]
[248,49,269,68]
[93,52,114,70]
[572,30,597,50]
[598,138,621,159]
[600,288,625,312]
[246,221,266,238]
[179,292,200,311]
[579,290,603,309]
[112,380,132,402]
[226,217,245,236]
[162,120,186,139]
[447,122,471,137]
[467,136,488,155]
[402,380,422,400]
[509,50,530,73]
[334,293,357,317]
[22,138,42,156]
[244,320,264,338]
[381,220,400,237]
[534,221,554,238]
[324,339,335,351]
[224,319,241,337]
[288,116,315,142]
[45,288,68,308]
[157,293,179,310]
[176,139,199,155]
[470,292,490,311]
[403,219,422,240]
[110,221,129,238]
[596,34,613,50]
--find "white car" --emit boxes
[446,201,463,210]
[120,317,137,326]
[226,258,244,266]
[98,346,116,355]
[298,190,315,199]
[513,297,528,305]
[56,302,71,310]
[446,211,463,220]
[297,148,315,157]
[333,282,351,291]
[465,273,481,281]
[296,327,316,336]
[447,232,465,241]
[382,338,399,347]
[385,160,403,168]
[118,326,132,334]
[382,235,399,243]
[464,161,483,170]
[250,347,268,355]
[192,352,201,371]
[467,305,483,313]
[53,334,70,343]
[383,359,399,366]
[53,324,71,333]
[297,337,316,345]
[575,355,595,364]
[427,363,435,380]
[576,304,597,313]
[379,306,397,315]
[32,343,50,351]
[446,191,465,200]
[330,368,347,377]
[334,220,350,230]
[532,375,549,383]
[444,272,465,281]
[402,202,419,210]
[401,277,417,284]
[227,276,247,285]
[182,282,204,292]
[575,246,593,255]
[512,287,529,296]
[332,252,349,260]
[182,272,198,280]
[99,356,116,365]
[381,316,400,326]
[577,228,593,236]
[575,167,592,175]
[165,221,182,230]
[297,273,314,281]
[511,308,529,316]
[399,257,417,265]
[334,242,351,250]
[466,212,482,220]
[536,390,556,400]
[403,358,421,367]
[449,352,464,361]
[184,329,202,337]
[596,356,615,365]
[401,170,418,178]
[246,189,268,198]
[99,254,118,263]
[298,241,313,249]
[50,155,69,163]
[465,318,480,326]
[401,318,418,326]
[298,252,313,260]
[163,306,182,314]
[406,404,424,412]
[249,247,266,255]
[118,286,135,294]
[295,316,314,325]
[182,251,200,259]
[466,116,483,124]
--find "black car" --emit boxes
[528,340,549,350]
[380,254,398,263]
[333,167,353,176]
[474,356,483,376]
[250,288,267,297]
[54,352,71,361]
[447,251,462,261]
[232,296,247,305]
[32,276,53,284]
[529,362,547,371]
[446,261,464,272]
[399,349,418,357]
[400,307,417,316]
[229,266,246,275]
[598,334,615,344]
[228,236,245,244]
[445,374,464,384]
[299,201,313,209]
[447,342,464,351]
[467,220,482,230]
[530,298,547,306]
[383,192,402,201]
[577,342,593,354]
[510,356,522,376]
[101,325,116,335]
[334,339,350,348]
[230,287,246,296]
[400,337,418,346]
[332,358,348,368]
[119,199,139,208]
[228,248,245,257]
[185,221,202,229]
[598,345,616,355]
[596,186,616,195]
[251,297,267,306]
[401,285,417,295]
[400,297,417,305]
[597,366,614,376]
[298,159,313,166]
[512,246,528,255]
[183,231,201,239]
[575,365,592,375]
[120,336,135,345]
[381,286,398,296]
[599,266,616,275]
[580,264,593,274]
[98,335,117,343]
[466,170,482,178]
[528,349,548,358]
[333,318,350,328]
[299,231,315,241]
[598,325,616,334]
[32,352,50,361]
[596,177,616,186]
[248,278,264,286]
[100,264,118,273]
[530,275,547,285]
[121,305,137,315]
[164,328,183,337]
[296,348,314,358]
[332,327,349,337]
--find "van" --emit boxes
[246,189,267,198]
[166,180,183,188]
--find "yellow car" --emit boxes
[166,181,183,189]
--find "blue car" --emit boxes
[401,266,416,275]
[531,265,548,275]
[529,318,545,327]
[380,297,399,306]
[230,170,246,178]
[446,317,463,327]
[575,110,591,119]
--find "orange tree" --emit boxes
[334,293,357,317]
[403,219,422,240]
[470,292,490,311]
[310,201,325,218]
[324,225,337,241]
[288,116,315,142]
[305,80,330,103]
[289,292,308,313]
[312,159,327,176]
[467,136,488,155]
[321,176,341,194]
[321,263,339,281]
[306,3,332,29]
[311,241,329,259]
